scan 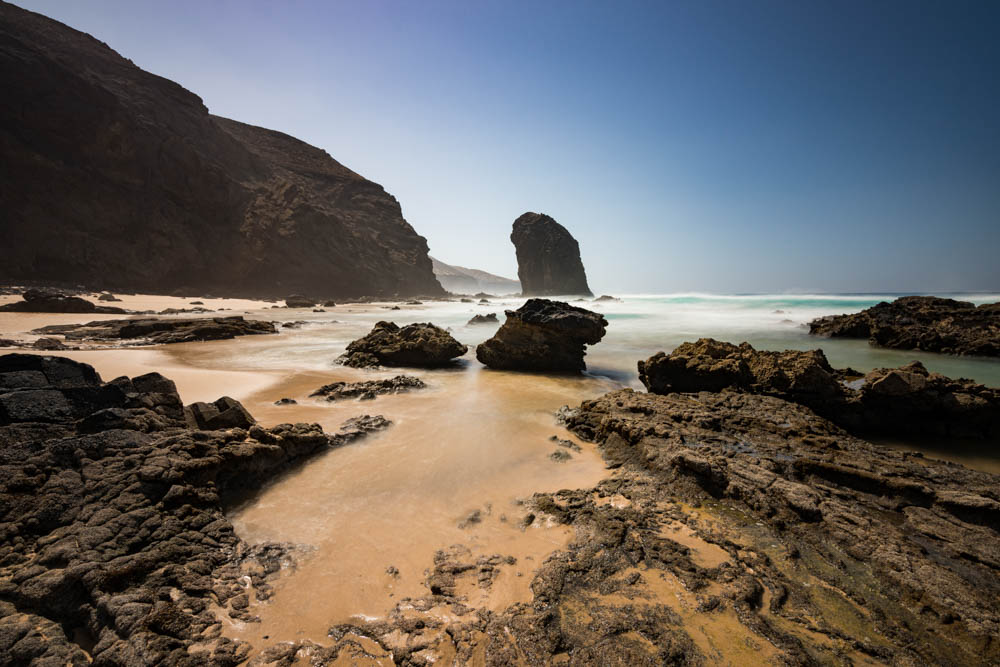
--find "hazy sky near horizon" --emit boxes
[17,0,1000,293]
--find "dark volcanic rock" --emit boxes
[562,388,1000,665]
[97,293,121,302]
[511,212,592,296]
[310,375,426,401]
[337,321,467,368]
[0,3,443,299]
[0,289,127,314]
[476,299,607,372]
[284,295,316,308]
[31,316,276,344]
[809,295,1000,356]
[185,396,256,430]
[639,338,1000,438]
[0,353,391,664]
[466,313,499,326]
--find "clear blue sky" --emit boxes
[16,0,1000,293]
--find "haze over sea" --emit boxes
[188,292,1000,389]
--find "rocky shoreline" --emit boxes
[809,295,1000,357]
[0,353,390,664]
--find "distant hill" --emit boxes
[0,1,443,298]
[430,257,521,295]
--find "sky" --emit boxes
[16,0,1000,293]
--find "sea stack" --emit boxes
[511,213,593,297]
[476,299,607,372]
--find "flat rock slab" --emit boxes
[32,315,276,344]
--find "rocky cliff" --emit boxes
[511,212,592,296]
[0,1,443,299]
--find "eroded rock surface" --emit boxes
[809,295,1000,356]
[560,388,1000,665]
[0,353,390,665]
[476,299,607,372]
[337,321,467,368]
[31,316,276,344]
[0,289,128,314]
[511,212,592,297]
[310,375,426,402]
[640,338,1000,438]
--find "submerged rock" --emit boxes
[310,375,426,401]
[0,353,391,664]
[466,313,499,326]
[809,295,1000,356]
[31,315,276,344]
[639,338,1000,438]
[511,212,593,296]
[0,289,128,314]
[98,292,122,302]
[337,321,467,368]
[476,299,607,372]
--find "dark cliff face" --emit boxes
[0,2,443,298]
[510,212,592,297]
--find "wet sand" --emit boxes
[213,363,615,647]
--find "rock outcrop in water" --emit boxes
[31,316,276,344]
[0,2,443,299]
[511,213,593,296]
[809,295,1000,357]
[337,321,467,368]
[466,313,499,326]
[0,353,390,664]
[476,299,607,372]
[639,338,1000,438]
[0,289,128,314]
[310,375,426,401]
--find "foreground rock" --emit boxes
[310,375,426,401]
[0,289,127,314]
[511,212,593,296]
[476,299,607,372]
[0,3,443,298]
[257,386,1000,665]
[809,295,1000,356]
[337,321,467,368]
[560,388,1000,665]
[0,353,390,664]
[32,316,276,344]
[639,338,1000,438]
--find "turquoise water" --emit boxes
[583,293,1000,388]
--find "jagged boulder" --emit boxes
[337,321,467,368]
[638,338,843,398]
[511,213,592,296]
[0,289,127,314]
[476,299,607,372]
[467,313,499,326]
[809,296,1000,356]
